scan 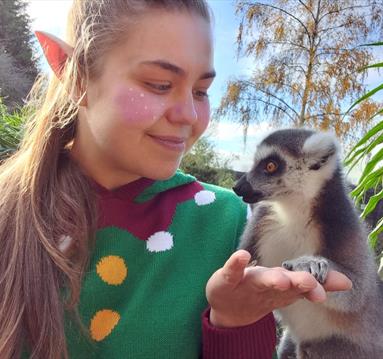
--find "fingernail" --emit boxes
[297,283,315,291]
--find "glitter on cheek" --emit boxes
[114,87,165,126]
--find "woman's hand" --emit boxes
[206,250,352,328]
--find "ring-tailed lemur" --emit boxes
[233,128,383,359]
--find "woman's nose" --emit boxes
[165,94,198,124]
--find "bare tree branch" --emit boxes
[264,40,310,52]
[241,1,312,41]
[318,4,373,23]
[318,22,355,35]
[250,80,305,98]
[242,80,301,118]
[241,96,298,123]
[306,112,348,120]
[279,62,308,74]
[298,0,316,21]
[314,46,359,59]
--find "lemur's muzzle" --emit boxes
[233,174,264,204]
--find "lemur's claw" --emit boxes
[282,256,329,284]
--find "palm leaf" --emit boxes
[361,42,383,46]
[370,217,383,248]
[345,42,383,253]
[361,188,383,218]
[344,112,383,163]
[363,62,383,70]
[345,83,383,114]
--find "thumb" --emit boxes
[221,250,251,287]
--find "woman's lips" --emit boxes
[148,135,187,152]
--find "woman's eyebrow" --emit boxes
[139,60,216,80]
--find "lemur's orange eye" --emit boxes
[265,161,278,174]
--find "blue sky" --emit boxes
[27,0,382,177]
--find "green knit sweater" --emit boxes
[61,171,276,358]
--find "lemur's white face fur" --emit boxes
[235,129,340,204]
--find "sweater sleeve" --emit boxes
[201,308,277,359]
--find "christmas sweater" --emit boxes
[64,170,276,358]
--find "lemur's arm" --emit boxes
[282,255,372,312]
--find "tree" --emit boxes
[218,0,383,142]
[180,137,236,188]
[0,0,39,107]
[0,48,32,107]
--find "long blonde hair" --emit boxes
[0,1,211,358]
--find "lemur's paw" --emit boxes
[282,256,329,284]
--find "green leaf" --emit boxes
[369,217,383,248]
[345,83,383,114]
[344,145,369,169]
[345,119,383,160]
[352,167,383,197]
[361,42,383,47]
[362,62,383,70]
[359,148,383,180]
[361,188,383,218]
[356,137,383,179]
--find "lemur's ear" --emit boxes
[35,31,73,79]
[302,132,339,170]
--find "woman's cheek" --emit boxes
[114,86,165,126]
[196,101,210,132]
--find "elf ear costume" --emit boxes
[35,31,73,78]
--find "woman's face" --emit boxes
[72,10,215,189]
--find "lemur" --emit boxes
[233,128,383,359]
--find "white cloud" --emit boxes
[216,147,254,172]
[207,120,276,171]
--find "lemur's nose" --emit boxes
[233,174,264,204]
[233,175,253,197]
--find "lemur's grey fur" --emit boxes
[233,129,383,359]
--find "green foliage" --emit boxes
[344,42,383,268]
[0,97,26,160]
[180,137,236,189]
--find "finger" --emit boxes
[222,250,251,287]
[303,283,327,302]
[283,270,318,292]
[284,270,327,302]
[247,267,292,291]
[323,270,352,292]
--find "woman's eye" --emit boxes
[194,89,209,99]
[265,161,278,174]
[145,82,171,92]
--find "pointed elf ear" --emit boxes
[35,31,74,79]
